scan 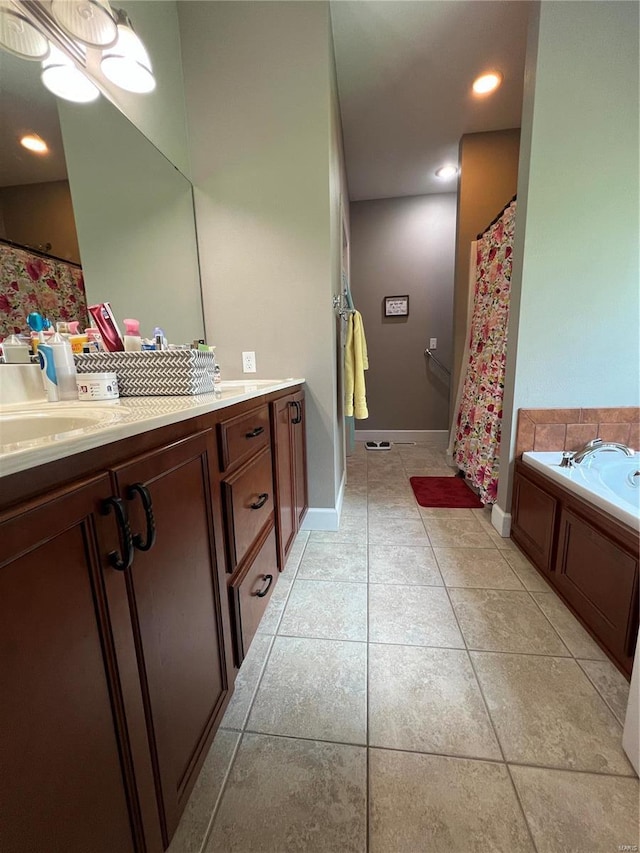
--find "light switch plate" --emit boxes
[429,338,437,349]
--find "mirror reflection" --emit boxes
[0,38,204,347]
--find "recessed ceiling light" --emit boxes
[472,72,502,95]
[20,134,48,154]
[435,165,459,179]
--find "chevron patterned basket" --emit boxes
[74,350,216,397]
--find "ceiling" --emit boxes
[331,0,531,201]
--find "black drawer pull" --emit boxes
[255,574,273,598]
[126,483,157,552]
[290,400,302,425]
[101,496,134,571]
[246,426,264,439]
[250,493,269,510]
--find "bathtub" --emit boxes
[522,450,640,532]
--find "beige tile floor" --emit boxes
[169,439,639,853]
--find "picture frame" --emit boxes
[384,295,409,317]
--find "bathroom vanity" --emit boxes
[0,381,307,853]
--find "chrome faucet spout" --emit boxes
[564,437,634,467]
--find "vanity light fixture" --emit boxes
[41,43,100,102]
[472,71,502,95]
[50,0,117,48]
[435,164,459,179]
[0,0,155,102]
[100,8,155,93]
[0,1,49,59]
[20,133,48,153]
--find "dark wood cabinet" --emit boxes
[0,382,306,849]
[111,430,233,845]
[511,459,638,677]
[555,508,638,673]
[271,390,308,569]
[0,477,161,853]
[511,469,558,573]
[291,390,308,529]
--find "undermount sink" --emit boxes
[0,405,124,448]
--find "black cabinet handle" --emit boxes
[245,426,264,439]
[126,483,157,552]
[101,496,134,571]
[290,400,302,425]
[255,574,273,598]
[249,492,269,510]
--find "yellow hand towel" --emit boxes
[345,310,369,419]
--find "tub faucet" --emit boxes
[560,437,634,467]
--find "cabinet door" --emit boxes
[272,396,296,569]
[292,390,308,527]
[555,508,638,674]
[511,470,557,573]
[0,477,141,853]
[111,430,233,845]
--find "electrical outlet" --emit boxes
[242,351,256,373]
[429,337,438,349]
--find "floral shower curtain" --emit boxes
[453,199,517,504]
[0,240,88,339]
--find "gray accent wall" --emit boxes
[349,194,456,431]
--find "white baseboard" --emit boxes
[301,506,340,531]
[355,429,448,444]
[491,503,512,537]
[301,471,346,532]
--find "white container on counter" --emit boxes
[76,372,119,401]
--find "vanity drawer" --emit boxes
[222,446,274,570]
[230,524,278,663]
[218,404,270,472]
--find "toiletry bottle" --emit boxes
[2,334,31,363]
[38,345,60,402]
[213,363,222,387]
[85,328,105,351]
[67,320,88,354]
[153,327,167,351]
[88,303,124,352]
[123,319,142,352]
[47,332,78,400]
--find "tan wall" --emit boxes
[451,129,520,421]
[0,180,80,264]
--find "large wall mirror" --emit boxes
[0,1,204,346]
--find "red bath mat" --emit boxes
[410,476,484,509]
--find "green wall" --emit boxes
[498,0,639,512]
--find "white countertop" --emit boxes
[0,379,304,478]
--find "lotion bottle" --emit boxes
[47,332,78,400]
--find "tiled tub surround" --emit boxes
[167,440,638,853]
[515,407,640,457]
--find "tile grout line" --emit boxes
[575,659,628,727]
[461,607,542,853]
[435,533,542,852]
[197,728,244,853]
[200,531,312,850]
